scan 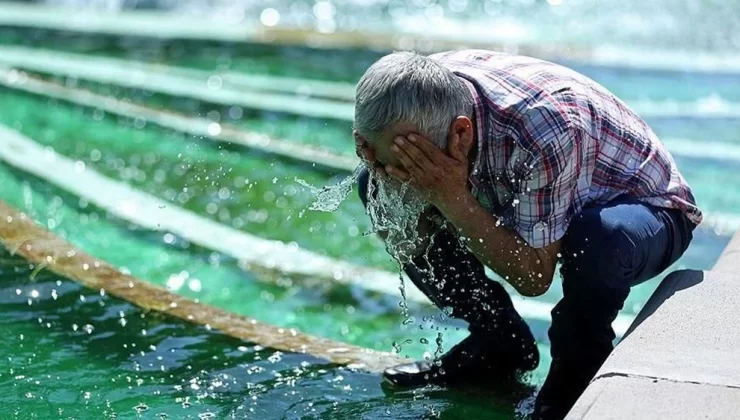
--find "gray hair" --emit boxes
[353,51,473,148]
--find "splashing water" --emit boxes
[397,268,411,321]
[297,164,443,344]
[364,171,432,265]
[434,332,445,359]
[296,164,432,265]
[295,165,364,213]
[391,338,414,354]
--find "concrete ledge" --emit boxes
[568,231,740,419]
[605,270,740,387]
[569,375,740,420]
[713,232,740,273]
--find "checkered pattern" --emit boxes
[431,50,702,248]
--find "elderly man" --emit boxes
[353,50,701,419]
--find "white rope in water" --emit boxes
[4,3,740,74]
[219,72,356,102]
[2,46,740,121]
[0,46,354,121]
[0,123,636,334]
[0,67,358,173]
[0,200,404,372]
[145,63,356,101]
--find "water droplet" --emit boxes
[260,8,280,27]
[206,76,222,90]
[207,123,221,136]
[188,279,202,292]
[218,188,231,200]
[134,403,149,413]
[267,352,283,363]
[163,233,176,244]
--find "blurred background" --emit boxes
[0,0,738,418]
[13,0,740,51]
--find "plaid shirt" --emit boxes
[431,50,702,248]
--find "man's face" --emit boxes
[361,122,433,264]
[366,121,419,171]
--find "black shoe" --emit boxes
[383,331,539,388]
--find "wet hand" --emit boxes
[386,133,471,212]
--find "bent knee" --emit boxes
[562,216,640,282]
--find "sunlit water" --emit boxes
[0,163,516,419]
[1,251,523,419]
[33,0,740,53]
[0,19,738,419]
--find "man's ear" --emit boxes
[448,116,475,159]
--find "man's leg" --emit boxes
[358,169,539,386]
[533,197,695,419]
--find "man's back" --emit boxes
[431,50,701,247]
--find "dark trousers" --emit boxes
[535,195,694,418]
[358,170,695,418]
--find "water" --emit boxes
[0,15,738,419]
[297,160,441,326]
[20,0,740,53]
[295,165,363,214]
[1,250,519,419]
[0,163,510,419]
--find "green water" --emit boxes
[1,254,516,419]
[5,27,740,103]
[0,27,739,419]
[0,162,520,419]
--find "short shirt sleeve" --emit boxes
[507,102,583,249]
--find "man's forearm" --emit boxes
[436,191,557,296]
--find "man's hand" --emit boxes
[386,133,470,213]
[386,131,559,297]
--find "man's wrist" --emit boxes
[436,190,478,221]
